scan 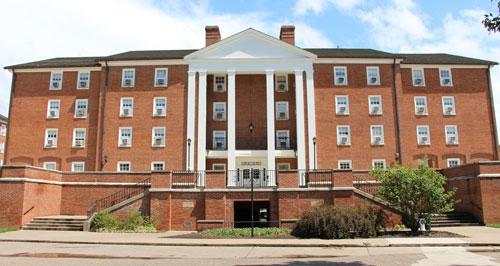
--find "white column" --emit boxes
[305,67,317,170]
[197,71,207,185]
[295,70,307,186]
[266,70,276,186]
[186,70,196,171]
[227,70,236,186]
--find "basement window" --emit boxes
[72,162,85,172]
[43,162,57,170]
[117,162,131,172]
[151,161,165,171]
[447,158,460,168]
[372,159,386,169]
[338,160,352,170]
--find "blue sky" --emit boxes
[1,0,500,122]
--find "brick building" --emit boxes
[0,26,499,230]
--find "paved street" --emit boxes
[0,242,498,265]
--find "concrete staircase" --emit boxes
[22,216,87,231]
[431,212,481,227]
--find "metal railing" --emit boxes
[353,176,380,195]
[303,170,334,187]
[87,177,150,217]
[171,170,203,188]
[228,169,276,188]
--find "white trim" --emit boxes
[212,102,227,121]
[366,66,380,86]
[368,95,382,115]
[445,125,459,145]
[197,71,207,175]
[442,96,456,116]
[72,128,86,148]
[0,177,148,186]
[401,64,489,69]
[335,95,349,115]
[370,125,384,145]
[414,96,428,116]
[44,128,58,148]
[154,68,169,87]
[117,161,131,172]
[151,161,165,171]
[153,97,167,117]
[336,125,351,146]
[439,67,453,87]
[275,101,289,120]
[121,68,135,88]
[227,70,236,179]
[74,99,88,119]
[13,67,101,73]
[49,71,63,90]
[101,60,186,67]
[71,162,85,172]
[151,127,166,147]
[416,125,430,145]
[275,73,288,92]
[120,97,134,117]
[77,71,90,90]
[266,70,276,184]
[212,130,227,150]
[333,66,348,86]
[118,127,132,147]
[276,130,290,149]
[213,75,227,92]
[47,99,60,119]
[411,67,426,87]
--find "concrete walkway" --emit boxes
[0,226,498,247]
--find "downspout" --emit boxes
[98,62,109,170]
[3,69,16,165]
[391,58,402,164]
[486,65,499,160]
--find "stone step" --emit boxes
[25,216,87,231]
[431,219,478,224]
[25,222,83,228]
[432,222,481,227]
[33,218,87,222]
[22,226,83,231]
[30,219,86,224]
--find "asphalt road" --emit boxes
[0,242,498,265]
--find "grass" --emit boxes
[0,228,17,233]
[486,224,500,228]
[201,227,291,238]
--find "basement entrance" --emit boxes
[233,201,270,228]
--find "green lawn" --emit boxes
[0,228,17,233]
[486,224,500,228]
[201,227,290,238]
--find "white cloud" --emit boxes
[293,0,364,16]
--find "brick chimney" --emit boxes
[205,26,221,47]
[279,25,295,46]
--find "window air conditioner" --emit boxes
[279,112,286,119]
[448,136,456,144]
[216,141,223,149]
[124,79,132,86]
[155,137,163,146]
[49,110,57,117]
[340,137,348,145]
[123,108,130,116]
[419,137,428,144]
[374,136,382,144]
[156,79,165,86]
[370,77,378,84]
[121,138,129,146]
[156,108,163,116]
[77,109,86,117]
[79,81,87,88]
[371,106,379,114]
[446,107,454,114]
[338,106,346,114]
[216,84,224,92]
[278,83,286,91]
[417,106,426,114]
[415,78,423,85]
[337,77,345,84]
[75,140,83,147]
[216,112,224,120]
[46,139,54,147]
[443,78,450,85]
[52,82,59,88]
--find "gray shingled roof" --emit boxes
[4,57,102,69]
[398,53,497,65]
[305,48,397,58]
[105,49,197,61]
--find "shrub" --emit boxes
[91,210,156,232]
[291,205,386,239]
[90,211,119,231]
[201,227,290,238]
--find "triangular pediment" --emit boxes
[185,28,316,60]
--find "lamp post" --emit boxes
[187,138,192,171]
[313,137,317,170]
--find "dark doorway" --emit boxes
[233,201,270,228]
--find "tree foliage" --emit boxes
[483,1,500,33]
[370,163,455,233]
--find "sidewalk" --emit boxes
[0,226,498,247]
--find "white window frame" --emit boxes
[442,96,456,115]
[120,97,134,117]
[212,163,226,171]
[439,68,453,87]
[416,125,430,145]
[153,97,167,117]
[334,66,348,86]
[335,95,349,115]
[337,125,351,146]
[77,71,90,90]
[154,68,168,87]
[212,130,227,150]
[366,66,380,86]
[71,162,85,172]
[276,130,290,149]
[117,161,131,172]
[368,95,382,115]
[119,127,132,147]
[152,127,166,147]
[370,125,384,145]
[49,72,63,90]
[414,96,428,115]
[213,75,226,92]
[276,101,289,120]
[121,68,135,88]
[43,161,57,170]
[151,161,165,171]
[447,158,461,168]
[0,142,4,154]
[372,159,386,169]
[213,102,227,121]
[445,125,459,145]
[275,74,288,92]
[74,99,88,118]
[0,125,6,136]
[338,160,352,170]
[72,128,86,148]
[47,99,60,119]
[277,163,291,170]
[45,128,58,148]
[411,68,425,87]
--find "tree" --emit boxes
[370,163,455,233]
[483,1,500,33]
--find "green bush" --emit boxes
[201,227,290,238]
[90,211,119,231]
[291,205,386,239]
[91,210,156,232]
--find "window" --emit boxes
[414,96,428,115]
[214,75,226,92]
[276,102,289,120]
[213,102,226,121]
[368,95,382,115]
[212,131,226,150]
[47,100,60,119]
[442,96,456,115]
[445,125,458,145]
[412,68,425,86]
[119,127,132,147]
[45,128,58,148]
[447,158,460,168]
[77,72,90,89]
[335,95,349,115]
[122,69,135,87]
[212,164,226,171]
[370,125,384,145]
[154,68,168,87]
[417,125,430,145]
[439,68,453,86]
[0,125,6,136]
[338,160,352,170]
[366,66,380,85]
[120,97,133,117]
[334,66,347,85]
[337,125,351,145]
[277,163,291,170]
[0,142,4,153]
[117,162,131,172]
[372,159,386,169]
[75,99,88,118]
[275,74,288,92]
[276,130,290,149]
[71,162,85,172]
[72,128,86,148]
[153,97,167,117]
[43,162,57,170]
[151,161,165,171]
[152,127,166,147]
[50,72,63,90]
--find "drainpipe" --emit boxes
[98,61,109,170]
[3,69,16,165]
[486,65,499,160]
[392,58,402,164]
